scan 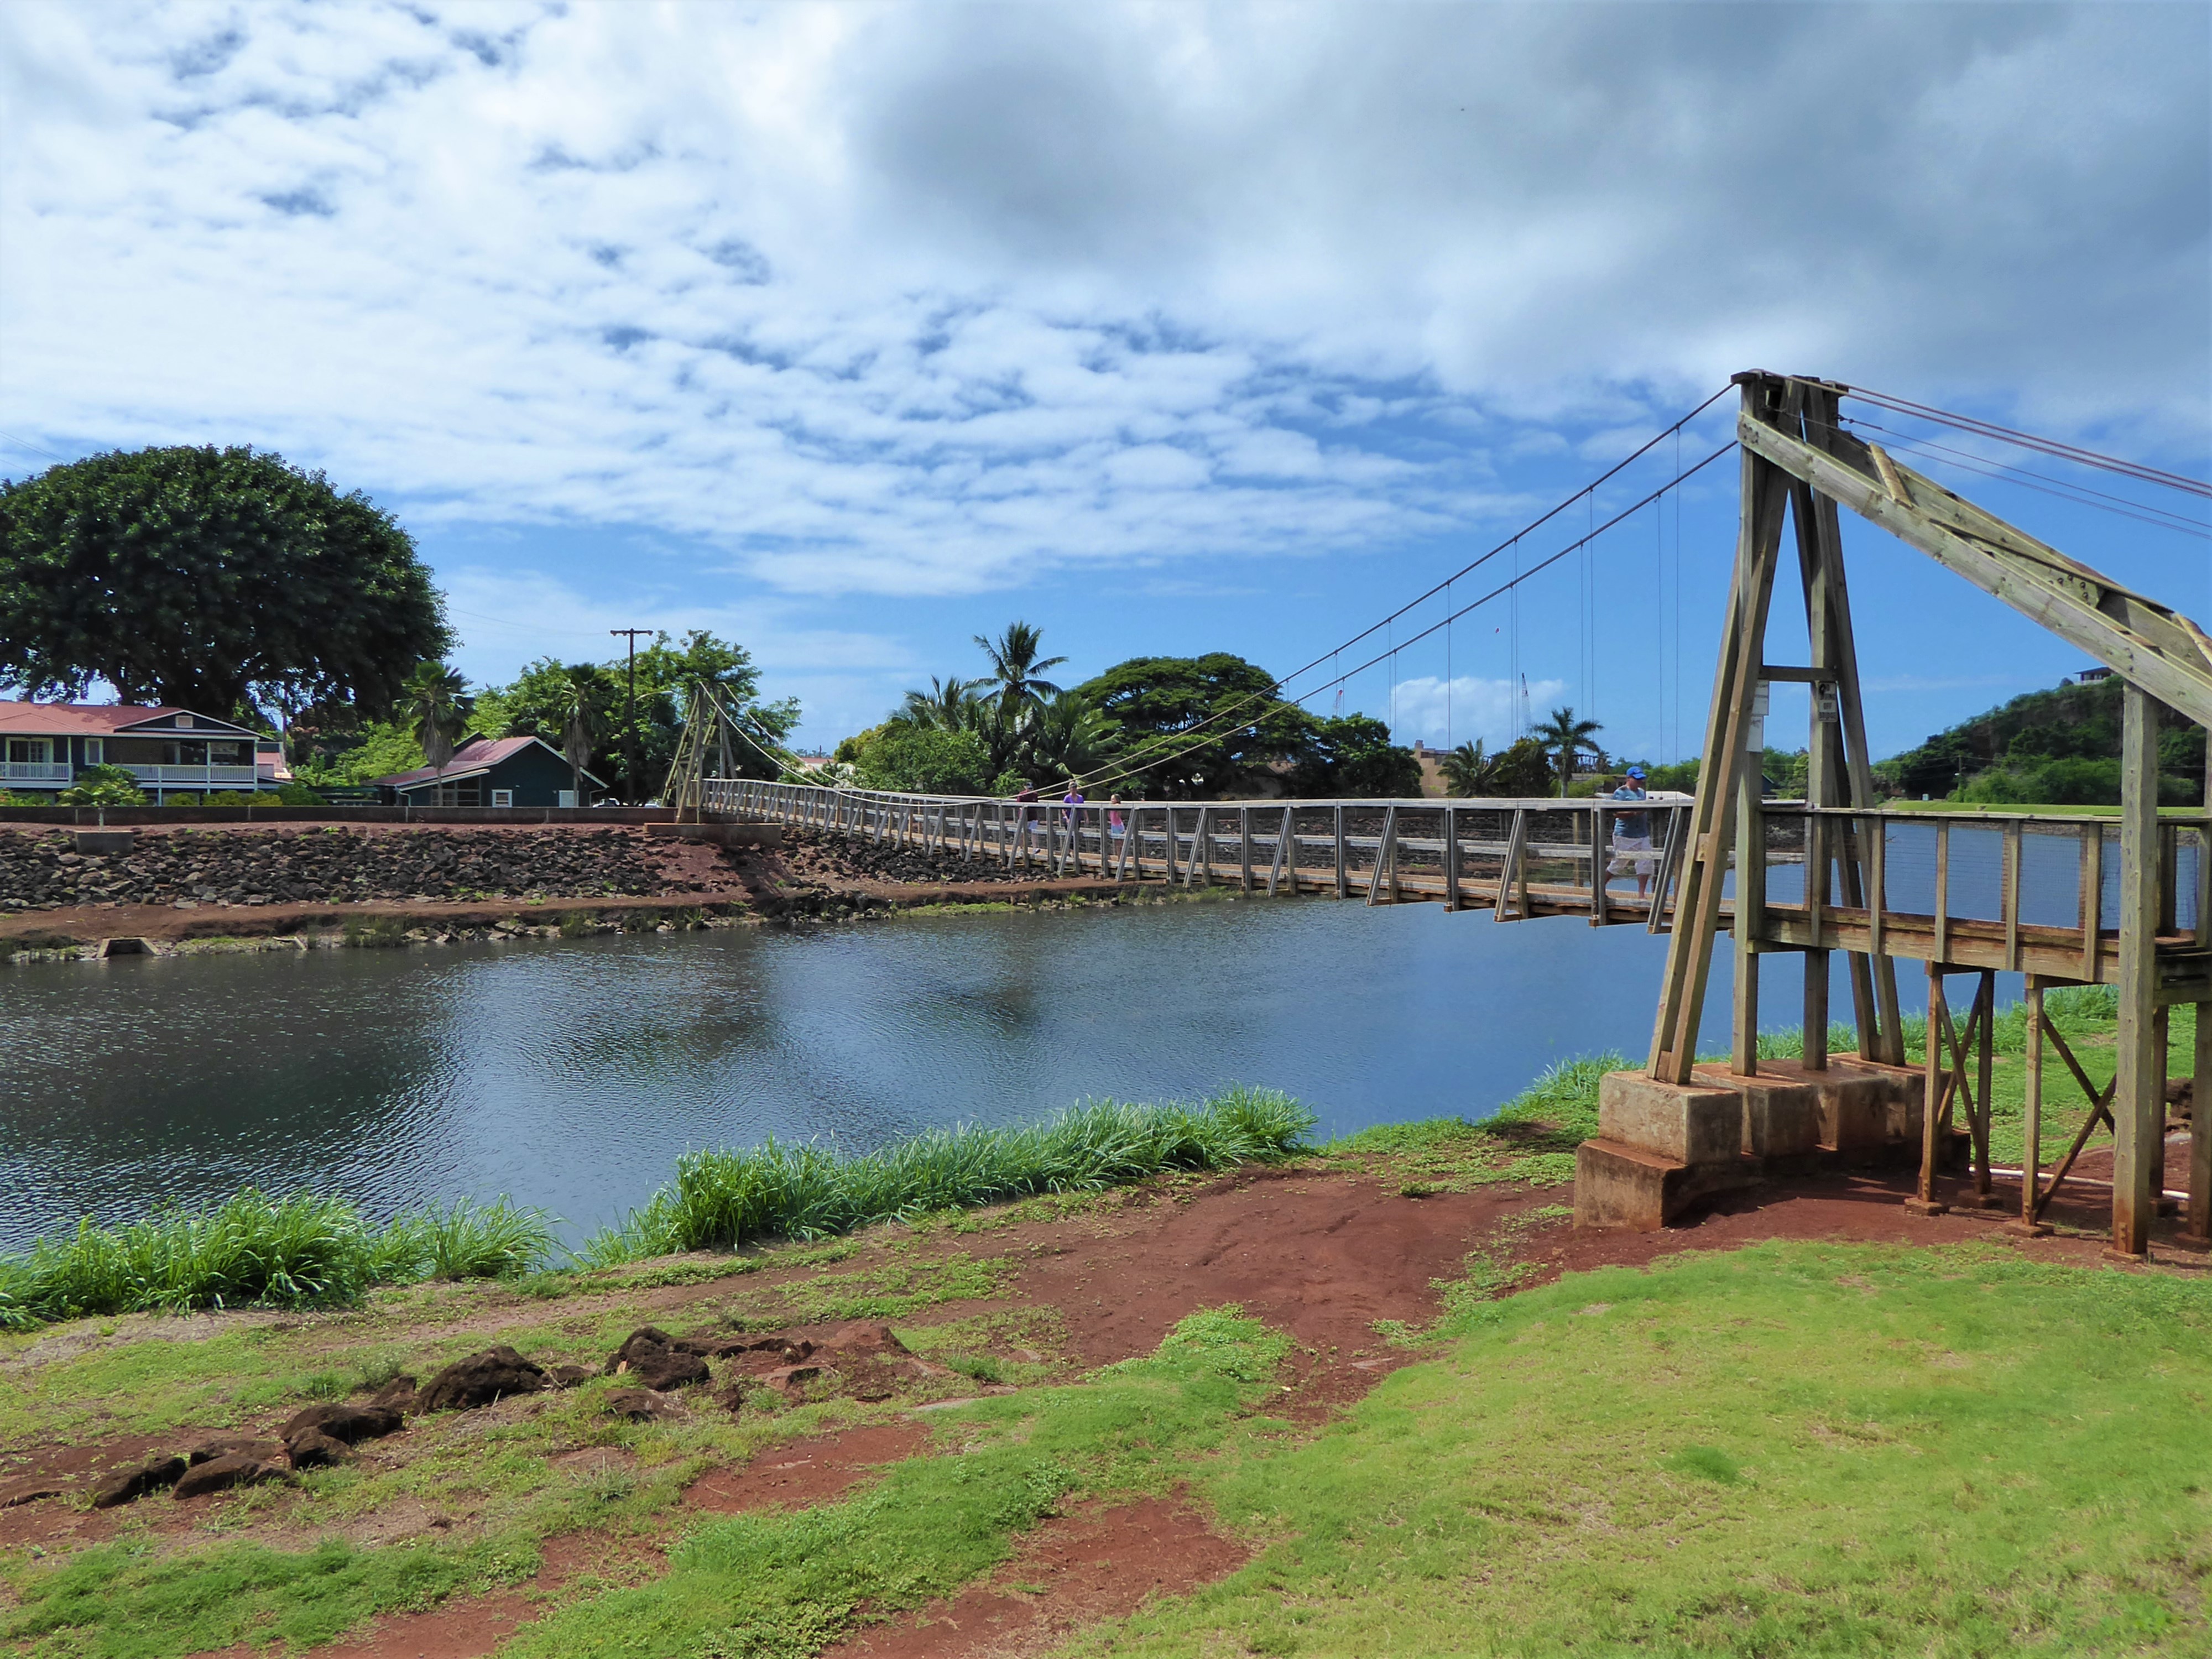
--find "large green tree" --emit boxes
[0,446,448,716]
[1290,713,1423,798]
[1076,653,1318,799]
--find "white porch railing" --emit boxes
[0,762,71,784]
[119,765,259,787]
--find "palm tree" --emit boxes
[1439,740,1495,796]
[401,661,473,771]
[1533,706,1603,797]
[898,675,980,731]
[551,665,608,803]
[973,622,1068,717]
[1025,690,1119,786]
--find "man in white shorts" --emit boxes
[1607,766,1656,898]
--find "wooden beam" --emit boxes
[1739,408,2212,729]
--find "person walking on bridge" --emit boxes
[1606,766,1656,898]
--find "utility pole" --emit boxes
[610,628,651,804]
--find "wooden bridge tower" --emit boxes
[1587,371,2212,1258]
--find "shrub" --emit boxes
[0,1190,559,1329]
[56,764,147,806]
[580,1087,1316,1266]
[341,916,407,949]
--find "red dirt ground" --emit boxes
[820,1494,1250,1659]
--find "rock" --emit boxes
[0,1478,65,1508]
[279,1402,404,1444]
[603,1387,685,1422]
[188,1436,282,1466]
[2168,1076,2194,1120]
[549,1364,593,1389]
[622,1349,712,1391]
[603,1327,680,1374]
[416,1346,550,1412]
[604,1326,712,1390]
[90,1455,187,1509]
[174,1454,293,1500]
[367,1376,420,1413]
[285,1429,352,1470]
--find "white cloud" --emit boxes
[0,0,2202,608]
[1381,675,1568,751]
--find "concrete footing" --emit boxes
[1574,1058,1927,1230]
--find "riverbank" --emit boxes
[0,820,1151,961]
[3,1045,2205,1657]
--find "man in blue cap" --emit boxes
[1606,765,1656,898]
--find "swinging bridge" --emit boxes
[678,371,2212,1261]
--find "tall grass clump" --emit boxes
[0,1191,556,1331]
[578,1086,1314,1267]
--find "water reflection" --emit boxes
[2,898,1962,1248]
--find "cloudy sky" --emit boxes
[3,1,2206,758]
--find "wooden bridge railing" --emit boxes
[709,778,2209,987]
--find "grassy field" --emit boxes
[1089,1240,2212,1658]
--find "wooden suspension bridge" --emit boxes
[682,370,2212,1261]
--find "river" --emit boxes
[3,895,1980,1249]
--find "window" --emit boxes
[206,740,252,766]
[6,739,50,764]
[490,789,514,808]
[85,739,101,764]
[175,713,194,727]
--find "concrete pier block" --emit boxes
[1693,1062,1823,1161]
[1598,1071,1744,1166]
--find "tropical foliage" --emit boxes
[55,763,147,806]
[1876,673,2204,805]
[1438,736,1553,797]
[0,445,448,717]
[1532,705,1603,796]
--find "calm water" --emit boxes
[3,896,1970,1248]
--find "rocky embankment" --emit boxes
[0,827,697,911]
[771,823,1078,887]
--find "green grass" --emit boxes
[578,1088,1315,1266]
[0,1191,557,1329]
[1084,1241,2212,1658]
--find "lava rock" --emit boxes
[285,1430,352,1470]
[416,1346,549,1412]
[187,1436,283,1466]
[0,1478,65,1508]
[174,1454,293,1500]
[755,1363,825,1401]
[549,1364,593,1389]
[90,1455,188,1509]
[603,1387,685,1423]
[279,1402,404,1444]
[367,1376,420,1413]
[604,1327,713,1390]
[603,1327,679,1374]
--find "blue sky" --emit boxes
[3,1,2206,760]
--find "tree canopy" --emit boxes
[0,446,448,718]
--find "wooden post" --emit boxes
[2081,824,2105,982]
[2187,999,2212,1247]
[1910,963,1950,1214]
[1333,805,1347,898]
[1973,970,1996,1206]
[1804,947,1830,1071]
[1270,806,1292,896]
[1591,803,1609,926]
[1443,805,1460,912]
[1495,808,1529,923]
[2003,820,2023,972]
[1932,821,1950,967]
[2111,682,2161,1258]
[1368,805,1399,905]
[1239,806,1253,892]
[2013,978,2052,1234]
[1731,687,1767,1077]
[1650,382,1791,1082]
[1186,807,1208,888]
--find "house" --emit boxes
[0,700,275,802]
[373,735,605,808]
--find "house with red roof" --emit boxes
[0,701,280,802]
[372,734,605,808]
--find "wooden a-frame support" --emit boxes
[1651,372,2212,1258]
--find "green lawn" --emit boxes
[1084,1242,2212,1658]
